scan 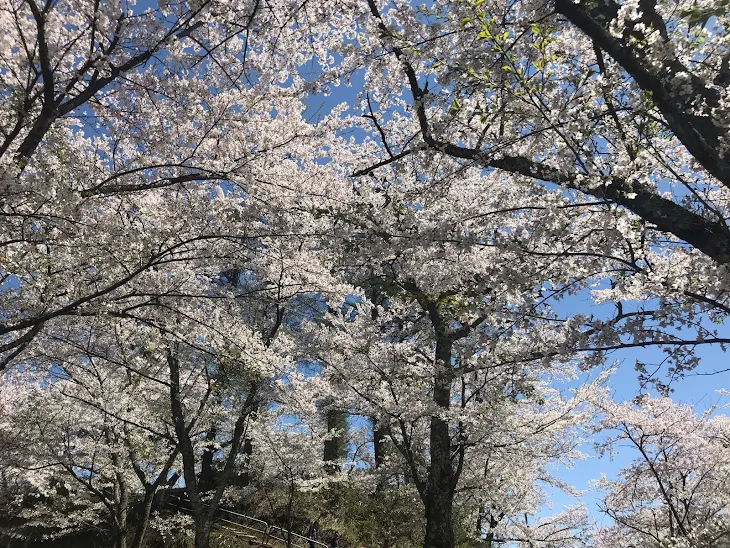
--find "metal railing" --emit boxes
[168,501,329,548]
[268,525,328,548]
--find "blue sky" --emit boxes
[544,335,729,525]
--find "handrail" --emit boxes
[217,507,269,531]
[267,526,307,548]
[269,525,329,548]
[167,501,329,548]
[217,516,270,540]
[217,523,261,537]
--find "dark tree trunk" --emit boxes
[199,425,218,492]
[129,487,156,548]
[109,448,130,548]
[113,525,128,548]
[424,339,455,548]
[239,436,254,487]
[373,417,391,469]
[112,503,128,548]
[168,350,258,548]
[169,352,214,548]
[129,448,180,548]
[476,505,502,548]
[324,408,348,471]
[193,517,213,548]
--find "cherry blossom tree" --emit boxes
[309,0,730,389]
[0,333,177,548]
[281,153,642,548]
[0,221,336,547]
[349,0,730,265]
[594,396,730,548]
[2,3,730,548]
[0,0,357,371]
[244,400,330,540]
[0,306,299,548]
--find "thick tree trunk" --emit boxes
[199,425,217,491]
[373,417,395,492]
[111,451,130,548]
[113,506,128,548]
[238,390,260,488]
[169,352,214,548]
[424,487,454,548]
[129,448,180,548]
[115,533,128,548]
[194,517,213,548]
[373,417,390,469]
[169,349,257,548]
[239,436,254,487]
[113,522,128,548]
[129,487,156,548]
[424,339,456,548]
[324,408,348,469]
